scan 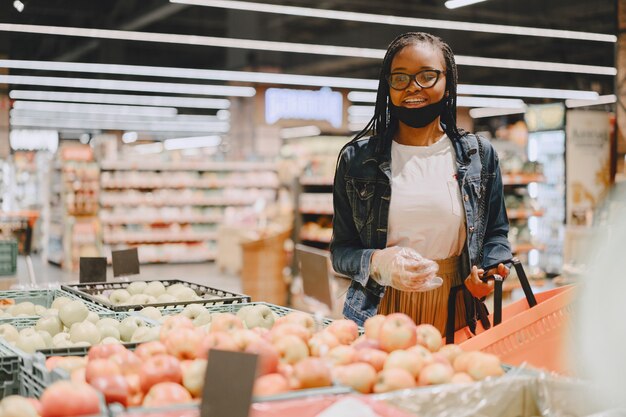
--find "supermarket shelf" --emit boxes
[300,177,334,186]
[100,161,277,171]
[101,215,223,225]
[507,209,545,219]
[139,252,216,264]
[512,243,546,254]
[502,173,545,185]
[100,198,260,207]
[299,208,334,215]
[104,232,217,244]
[101,181,279,190]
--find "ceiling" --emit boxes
[0,0,617,135]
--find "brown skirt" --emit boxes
[377,255,466,334]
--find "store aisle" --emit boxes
[0,254,242,294]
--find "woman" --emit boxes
[330,32,512,339]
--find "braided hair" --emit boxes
[353,32,465,145]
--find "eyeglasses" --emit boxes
[387,69,444,90]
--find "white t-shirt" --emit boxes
[387,134,466,260]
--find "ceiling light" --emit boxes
[279,125,322,139]
[565,94,617,108]
[163,135,222,150]
[13,101,178,117]
[122,132,138,143]
[445,0,487,9]
[348,105,375,116]
[469,107,527,118]
[13,0,24,12]
[455,55,616,76]
[9,90,231,109]
[457,97,526,108]
[347,92,378,103]
[170,0,615,42]
[0,74,256,97]
[134,142,164,154]
[458,85,598,100]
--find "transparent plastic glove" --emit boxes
[370,246,443,292]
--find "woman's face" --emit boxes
[388,42,447,109]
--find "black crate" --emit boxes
[61,280,250,312]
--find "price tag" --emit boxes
[111,248,140,278]
[201,349,257,417]
[79,257,107,283]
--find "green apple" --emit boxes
[156,294,177,304]
[51,296,73,311]
[96,318,120,330]
[37,330,53,348]
[174,287,199,302]
[126,294,157,305]
[127,281,148,295]
[34,305,47,315]
[0,324,19,343]
[144,281,166,298]
[16,328,46,353]
[240,304,275,329]
[165,283,187,296]
[181,304,207,321]
[101,337,122,344]
[59,300,89,328]
[109,289,131,305]
[192,311,213,327]
[118,317,146,342]
[85,311,100,324]
[51,332,73,348]
[130,326,160,343]
[138,307,162,321]
[35,316,63,336]
[69,321,101,345]
[98,325,120,341]
[12,302,36,316]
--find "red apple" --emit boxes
[88,343,128,361]
[125,374,144,407]
[40,381,101,417]
[378,313,417,352]
[407,344,434,364]
[231,329,262,351]
[437,344,464,364]
[326,319,359,345]
[332,362,377,394]
[364,314,386,340]
[373,368,416,393]
[293,357,332,389]
[85,359,121,384]
[90,375,130,406]
[352,337,382,351]
[195,332,239,359]
[46,356,87,374]
[164,328,204,360]
[415,324,443,352]
[453,351,480,373]
[275,312,315,336]
[324,345,356,366]
[209,313,244,333]
[308,330,340,357]
[160,315,194,343]
[383,349,425,378]
[354,348,388,372]
[135,341,168,360]
[253,373,290,397]
[71,368,86,384]
[418,363,454,386]
[142,382,192,407]
[269,323,312,343]
[451,372,474,384]
[273,335,310,365]
[139,354,183,393]
[109,350,142,376]
[244,339,279,376]
[466,352,504,380]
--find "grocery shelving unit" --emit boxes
[98,160,280,264]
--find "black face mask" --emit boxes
[389,99,445,128]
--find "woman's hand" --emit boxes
[484,263,510,280]
[464,263,509,299]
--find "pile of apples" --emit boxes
[96,282,221,306]
[0,297,154,353]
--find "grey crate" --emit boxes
[0,340,20,399]
[0,240,17,276]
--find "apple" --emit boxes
[59,300,89,328]
[308,330,340,357]
[466,352,504,380]
[109,350,143,376]
[12,302,36,316]
[109,289,132,305]
[273,335,310,365]
[142,382,192,407]
[326,319,359,345]
[131,326,160,343]
[182,359,207,397]
[156,293,178,304]
[118,316,146,342]
[378,313,417,352]
[173,287,198,302]
[15,328,47,353]
[239,304,275,329]
[244,339,279,376]
[364,314,386,340]
[35,305,47,315]
[453,351,479,373]
[101,337,122,344]
[139,354,183,393]
[86,358,121,383]
[90,375,130,406]
[165,283,187,296]
[180,304,208,321]
[40,381,101,417]
[51,296,73,311]
[332,362,377,394]
[161,315,194,342]
[325,345,356,366]
[85,311,100,324]
[51,332,73,348]
[164,328,203,360]
[437,344,464,364]
[96,317,120,330]
[37,330,53,348]
[352,337,382,351]
[415,324,443,352]
[125,374,144,407]
[126,281,148,295]
[269,323,312,343]
[195,332,239,359]
[98,325,121,341]
[70,321,101,345]
[231,329,262,351]
[276,312,316,336]
[407,344,434,364]
[144,281,167,298]
[293,357,332,389]
[42,308,59,317]
[47,356,87,374]
[0,395,40,417]
[209,313,243,333]
[253,373,290,397]
[418,362,454,386]
[374,368,416,393]
[451,372,474,383]
[192,311,214,327]
[71,368,86,384]
[354,348,388,372]
[383,349,425,378]
[135,341,168,360]
[0,323,19,343]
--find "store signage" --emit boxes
[79,257,107,283]
[9,129,59,152]
[566,110,611,225]
[111,248,140,278]
[201,349,257,417]
[525,103,565,132]
[265,87,343,128]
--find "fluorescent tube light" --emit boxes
[0,74,256,97]
[134,143,164,154]
[9,90,231,109]
[10,117,230,133]
[454,55,616,76]
[169,0,615,42]
[457,97,526,108]
[347,92,378,103]
[445,0,487,9]
[13,101,178,117]
[279,125,321,139]
[469,107,527,118]
[163,135,222,150]
[458,85,598,100]
[565,94,617,108]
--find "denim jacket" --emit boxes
[330,130,512,326]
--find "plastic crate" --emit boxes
[0,288,113,321]
[61,280,251,312]
[0,240,18,276]
[0,339,20,399]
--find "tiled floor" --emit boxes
[0,254,242,294]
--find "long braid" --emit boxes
[353,32,465,147]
